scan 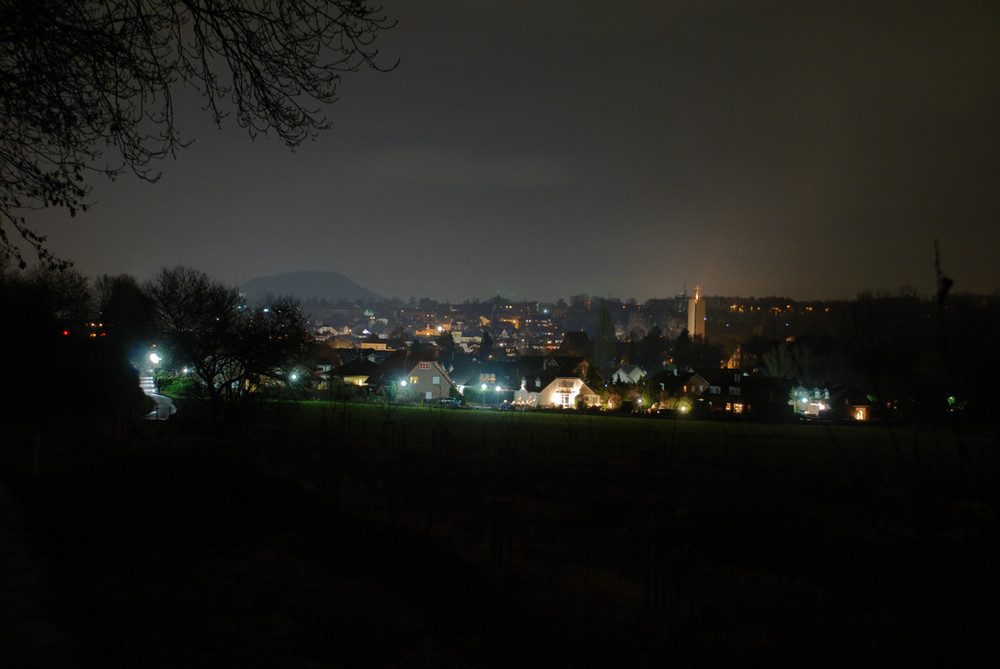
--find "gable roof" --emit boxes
[367,349,437,387]
[334,357,380,379]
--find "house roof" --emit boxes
[647,369,707,393]
[403,359,456,386]
[333,357,380,379]
[367,349,437,386]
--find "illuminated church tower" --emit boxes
[687,285,706,340]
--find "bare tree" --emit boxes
[0,0,394,267]
[146,266,311,421]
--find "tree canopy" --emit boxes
[0,0,393,267]
[146,266,311,421]
[0,263,144,417]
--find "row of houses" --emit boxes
[647,368,871,421]
[315,345,871,419]
[327,350,602,409]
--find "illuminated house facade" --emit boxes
[790,384,871,421]
[403,360,458,401]
[537,377,600,409]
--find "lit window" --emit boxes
[432,376,440,385]
[410,376,418,384]
[419,362,432,370]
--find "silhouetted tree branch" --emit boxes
[0,0,394,267]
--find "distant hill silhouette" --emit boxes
[241,271,383,304]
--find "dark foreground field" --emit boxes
[4,404,1000,667]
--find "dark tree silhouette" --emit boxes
[479,330,494,361]
[94,273,155,345]
[593,300,616,370]
[146,266,310,421]
[637,325,667,370]
[0,0,394,267]
[0,263,142,417]
[435,330,456,363]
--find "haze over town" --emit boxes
[27,0,1000,303]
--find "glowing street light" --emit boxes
[148,352,162,365]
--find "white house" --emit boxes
[537,377,600,409]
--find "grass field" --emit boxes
[4,403,1000,667]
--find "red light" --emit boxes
[62,330,70,336]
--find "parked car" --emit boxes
[438,397,462,407]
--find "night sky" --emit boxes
[32,0,1000,302]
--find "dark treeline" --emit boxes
[0,262,146,419]
[0,262,309,423]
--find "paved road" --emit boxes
[140,376,176,421]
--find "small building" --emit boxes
[537,377,601,409]
[402,360,458,402]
